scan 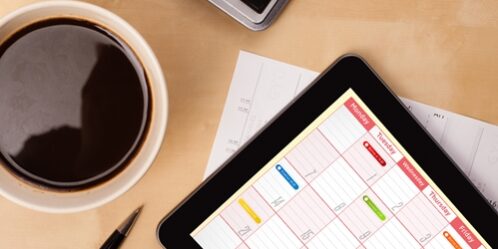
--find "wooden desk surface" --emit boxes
[1,0,497,248]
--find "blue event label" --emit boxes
[276,164,299,190]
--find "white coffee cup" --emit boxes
[0,1,168,213]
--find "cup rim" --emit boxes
[0,0,168,213]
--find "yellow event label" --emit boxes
[238,198,261,224]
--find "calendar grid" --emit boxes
[219,214,251,248]
[339,128,453,248]
[219,185,307,248]
[192,92,487,249]
[285,156,365,247]
[317,125,423,248]
[285,131,413,248]
[306,181,366,248]
[251,185,307,248]
[316,128,402,195]
[341,155,423,247]
[418,221,452,247]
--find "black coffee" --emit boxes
[0,18,150,190]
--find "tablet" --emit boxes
[157,55,498,249]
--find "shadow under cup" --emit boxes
[0,17,151,191]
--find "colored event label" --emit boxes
[276,164,299,190]
[443,231,463,249]
[363,141,386,166]
[363,195,386,221]
[238,198,262,224]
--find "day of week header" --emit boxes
[451,217,482,249]
[345,98,374,131]
[397,157,428,191]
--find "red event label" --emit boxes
[397,158,428,191]
[345,98,374,131]
[363,141,386,166]
[451,217,481,249]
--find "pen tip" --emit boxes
[136,205,144,213]
[117,204,144,236]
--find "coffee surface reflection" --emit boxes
[0,18,149,189]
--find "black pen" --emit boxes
[100,205,143,249]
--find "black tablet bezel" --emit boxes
[157,55,498,248]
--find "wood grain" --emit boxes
[0,0,497,248]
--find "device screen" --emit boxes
[190,89,490,249]
[241,0,271,13]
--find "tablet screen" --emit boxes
[190,89,490,249]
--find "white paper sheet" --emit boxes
[205,51,498,211]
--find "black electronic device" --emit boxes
[157,55,498,249]
[208,0,288,31]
